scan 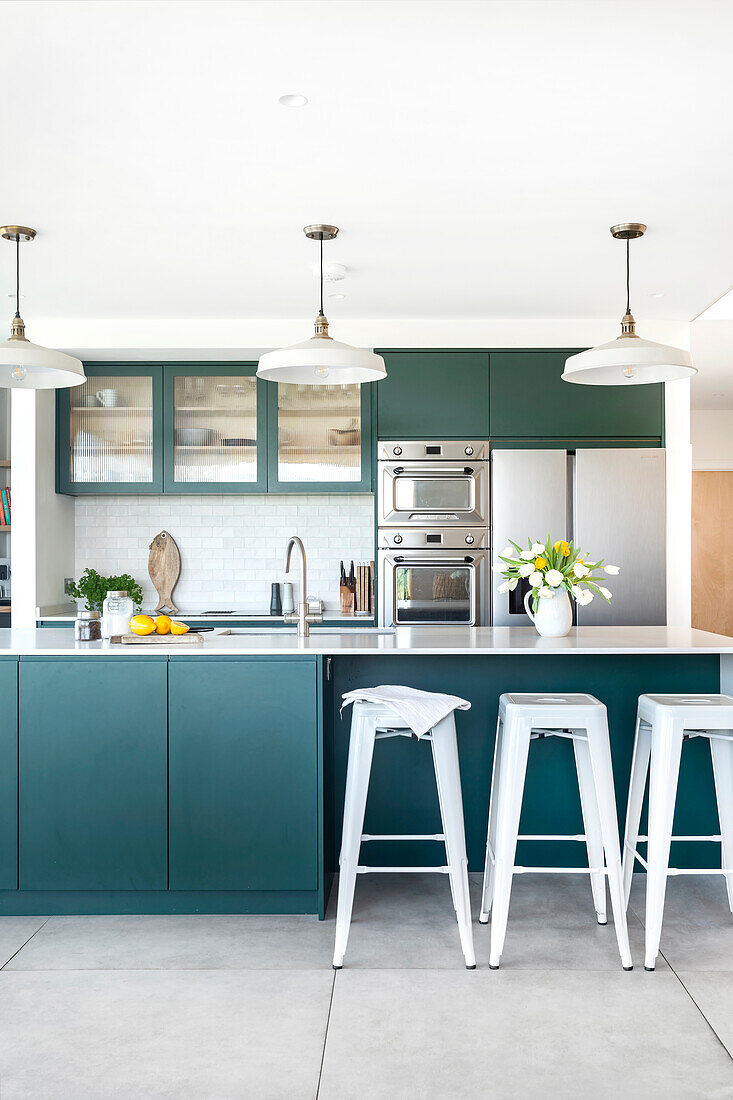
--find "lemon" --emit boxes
[154,615,172,635]
[170,620,190,635]
[129,614,155,636]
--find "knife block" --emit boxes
[340,582,355,615]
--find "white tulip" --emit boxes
[571,584,583,599]
[531,542,545,554]
[498,579,511,594]
[545,569,563,587]
[501,546,515,558]
[518,562,535,578]
[508,578,518,591]
[529,571,543,587]
[573,562,590,579]
[578,589,594,605]
[604,565,620,575]
[598,586,612,600]
[492,562,507,573]
[538,586,554,598]
[520,550,535,561]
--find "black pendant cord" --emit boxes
[316,234,323,316]
[15,236,20,319]
[626,237,631,315]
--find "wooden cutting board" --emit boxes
[110,633,204,645]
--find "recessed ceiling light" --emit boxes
[650,292,664,298]
[278,94,308,108]
[6,293,24,299]
[329,292,346,300]
[713,392,726,398]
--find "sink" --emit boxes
[221,627,396,637]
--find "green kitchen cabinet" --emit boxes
[375,350,490,440]
[266,381,374,492]
[19,657,168,890]
[56,363,165,494]
[169,656,321,891]
[162,363,268,493]
[0,659,18,889]
[489,350,664,446]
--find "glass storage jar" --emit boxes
[75,609,102,641]
[102,590,134,639]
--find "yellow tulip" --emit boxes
[534,556,548,569]
[553,540,570,557]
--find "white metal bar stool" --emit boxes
[622,693,733,971]
[333,700,476,970]
[479,692,633,970]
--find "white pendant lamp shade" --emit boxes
[257,333,386,384]
[0,337,85,389]
[562,334,694,386]
[562,222,696,387]
[0,226,85,390]
[257,224,386,385]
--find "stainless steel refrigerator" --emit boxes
[491,448,666,626]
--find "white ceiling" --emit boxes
[1,0,733,334]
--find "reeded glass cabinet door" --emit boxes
[268,382,372,491]
[163,365,267,492]
[57,366,163,493]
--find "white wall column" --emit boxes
[664,378,692,628]
[11,390,74,628]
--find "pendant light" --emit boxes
[562,223,695,385]
[257,225,387,384]
[0,226,85,389]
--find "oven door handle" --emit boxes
[388,466,476,477]
[393,556,475,565]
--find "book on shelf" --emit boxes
[0,489,10,525]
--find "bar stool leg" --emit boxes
[710,734,733,914]
[644,717,684,971]
[431,714,476,969]
[333,712,376,969]
[622,714,651,908]
[585,715,633,970]
[573,733,607,924]
[489,715,531,969]
[479,714,504,923]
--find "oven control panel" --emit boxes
[378,528,489,550]
[377,440,489,462]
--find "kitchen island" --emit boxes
[0,625,731,918]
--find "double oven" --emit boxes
[377,440,490,627]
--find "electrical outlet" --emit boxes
[64,578,74,595]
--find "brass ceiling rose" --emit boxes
[610,222,646,240]
[304,224,339,241]
[0,226,36,242]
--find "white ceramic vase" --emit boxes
[524,587,573,638]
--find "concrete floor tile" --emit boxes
[677,972,733,1057]
[0,969,332,1099]
[0,918,47,968]
[319,969,733,1100]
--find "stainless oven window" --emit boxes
[394,475,473,513]
[394,562,473,624]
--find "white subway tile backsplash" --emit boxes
[75,493,375,611]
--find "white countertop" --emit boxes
[36,608,368,623]
[5,626,733,657]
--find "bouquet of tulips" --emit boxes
[493,537,619,615]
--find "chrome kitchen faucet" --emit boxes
[283,536,323,637]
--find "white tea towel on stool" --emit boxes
[341,685,471,738]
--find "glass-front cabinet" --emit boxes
[267,380,372,492]
[57,364,373,495]
[163,365,267,493]
[57,365,164,494]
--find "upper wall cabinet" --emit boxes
[57,364,373,495]
[375,351,490,440]
[56,364,164,494]
[267,381,372,493]
[163,364,268,493]
[489,350,664,447]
